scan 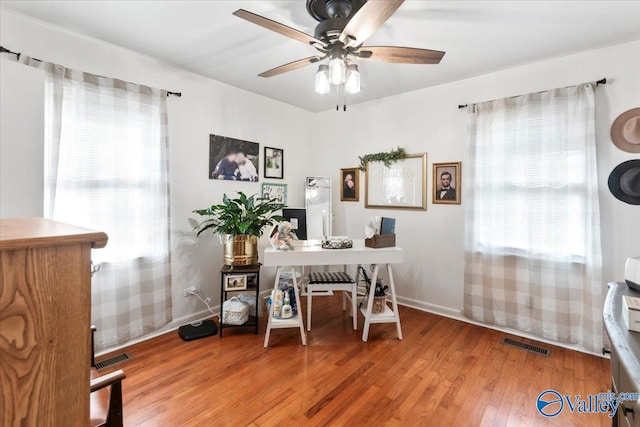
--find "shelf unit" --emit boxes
[263,266,307,347]
[219,264,260,336]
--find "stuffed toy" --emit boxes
[270,221,298,251]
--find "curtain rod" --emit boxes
[457,78,607,109]
[1,45,182,97]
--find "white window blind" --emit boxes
[36,58,173,350]
[463,83,603,352]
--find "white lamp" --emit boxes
[345,64,361,94]
[315,64,330,94]
[328,51,346,85]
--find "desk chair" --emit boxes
[306,271,357,331]
[90,326,126,427]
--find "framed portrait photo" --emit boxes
[262,182,287,206]
[224,274,248,291]
[209,134,259,182]
[340,167,359,202]
[433,162,461,204]
[264,147,284,179]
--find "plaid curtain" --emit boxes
[24,57,173,350]
[463,83,603,352]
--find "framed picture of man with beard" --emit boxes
[433,162,461,204]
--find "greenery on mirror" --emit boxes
[193,192,284,237]
[358,147,407,171]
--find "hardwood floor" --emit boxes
[99,295,611,426]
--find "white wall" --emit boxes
[314,40,640,317]
[2,8,638,348]
[0,11,315,327]
[0,58,43,217]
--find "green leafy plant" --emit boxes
[193,192,284,237]
[358,147,407,171]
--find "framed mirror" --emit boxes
[305,177,332,239]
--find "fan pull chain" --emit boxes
[343,87,347,111]
[334,84,347,112]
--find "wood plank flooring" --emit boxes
[99,295,611,426]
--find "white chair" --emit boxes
[306,271,357,331]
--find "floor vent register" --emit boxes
[95,352,132,370]
[501,337,550,357]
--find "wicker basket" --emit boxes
[373,295,387,313]
[222,297,249,325]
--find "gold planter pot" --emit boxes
[223,234,259,266]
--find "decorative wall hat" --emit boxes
[611,107,640,153]
[608,159,640,205]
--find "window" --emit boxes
[464,83,603,352]
[40,60,172,350]
[467,90,597,260]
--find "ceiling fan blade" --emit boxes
[358,46,446,64]
[233,9,325,47]
[258,56,324,78]
[339,0,404,47]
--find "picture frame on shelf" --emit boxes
[264,147,284,179]
[433,162,461,204]
[224,274,248,291]
[365,153,427,210]
[340,167,359,202]
[262,182,287,206]
[209,134,259,182]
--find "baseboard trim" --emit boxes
[96,308,218,357]
[395,295,604,358]
[96,289,274,357]
[99,292,604,359]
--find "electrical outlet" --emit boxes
[183,286,198,297]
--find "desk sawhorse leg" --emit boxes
[361,263,403,342]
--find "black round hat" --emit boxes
[608,159,640,205]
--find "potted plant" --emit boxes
[193,192,284,266]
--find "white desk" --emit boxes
[263,240,404,346]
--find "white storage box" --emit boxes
[237,293,261,317]
[222,297,249,325]
[622,295,640,333]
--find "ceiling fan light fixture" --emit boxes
[345,63,361,94]
[328,50,346,85]
[315,64,330,94]
[235,2,446,107]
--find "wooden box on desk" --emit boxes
[365,234,396,248]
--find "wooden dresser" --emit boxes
[0,218,107,427]
[604,282,640,427]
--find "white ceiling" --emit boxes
[1,1,639,112]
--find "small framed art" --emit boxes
[262,182,287,205]
[224,274,248,291]
[264,147,284,179]
[433,162,461,204]
[340,167,359,201]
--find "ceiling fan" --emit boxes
[233,0,445,96]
